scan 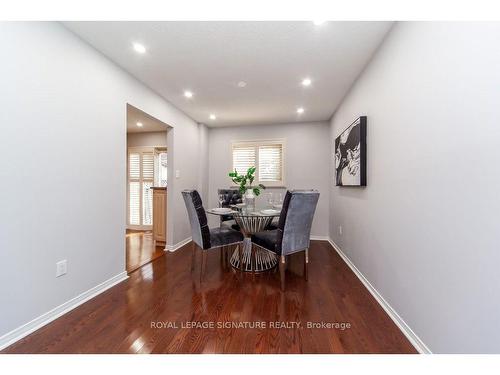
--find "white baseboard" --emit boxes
[165,237,192,252]
[327,238,431,354]
[0,271,128,351]
[310,235,330,241]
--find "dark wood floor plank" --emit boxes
[1,240,417,354]
[126,230,165,274]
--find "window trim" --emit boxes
[231,139,286,188]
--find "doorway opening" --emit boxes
[126,104,170,273]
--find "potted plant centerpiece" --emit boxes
[228,167,265,210]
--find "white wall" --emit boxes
[208,122,330,237]
[0,22,202,340]
[197,123,210,203]
[127,131,168,148]
[329,22,500,353]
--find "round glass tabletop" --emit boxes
[206,204,281,218]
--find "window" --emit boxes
[232,140,285,186]
[128,148,154,228]
[155,147,168,187]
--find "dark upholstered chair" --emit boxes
[251,190,320,291]
[217,188,243,230]
[182,190,244,282]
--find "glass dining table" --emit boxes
[206,203,282,272]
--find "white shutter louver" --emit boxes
[232,145,256,175]
[141,152,154,225]
[142,152,154,180]
[128,149,155,227]
[129,181,140,225]
[142,181,153,225]
[128,153,141,225]
[258,144,283,182]
[129,153,140,179]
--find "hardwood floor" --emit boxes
[126,230,165,273]
[2,240,417,354]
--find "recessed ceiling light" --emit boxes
[297,107,305,114]
[237,81,247,88]
[302,78,312,87]
[313,20,326,26]
[132,42,146,54]
[136,122,143,127]
[184,91,193,98]
[209,114,216,120]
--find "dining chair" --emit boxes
[250,190,320,291]
[218,188,243,230]
[182,190,244,282]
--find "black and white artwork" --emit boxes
[335,116,367,186]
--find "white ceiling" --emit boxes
[127,104,170,133]
[64,21,393,127]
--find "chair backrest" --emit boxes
[217,188,243,222]
[217,188,243,207]
[277,190,320,255]
[181,190,210,249]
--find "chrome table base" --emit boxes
[229,238,278,272]
[230,214,278,272]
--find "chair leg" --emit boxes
[279,255,286,291]
[191,242,196,272]
[200,250,207,284]
[304,248,309,281]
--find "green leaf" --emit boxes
[258,184,266,190]
[253,187,260,196]
[229,167,256,193]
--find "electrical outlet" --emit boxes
[56,260,67,277]
[338,225,343,235]
[175,170,180,179]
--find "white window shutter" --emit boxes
[129,153,140,179]
[231,140,284,186]
[258,144,283,182]
[128,149,155,227]
[142,152,154,180]
[142,181,153,225]
[129,181,140,225]
[232,145,256,175]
